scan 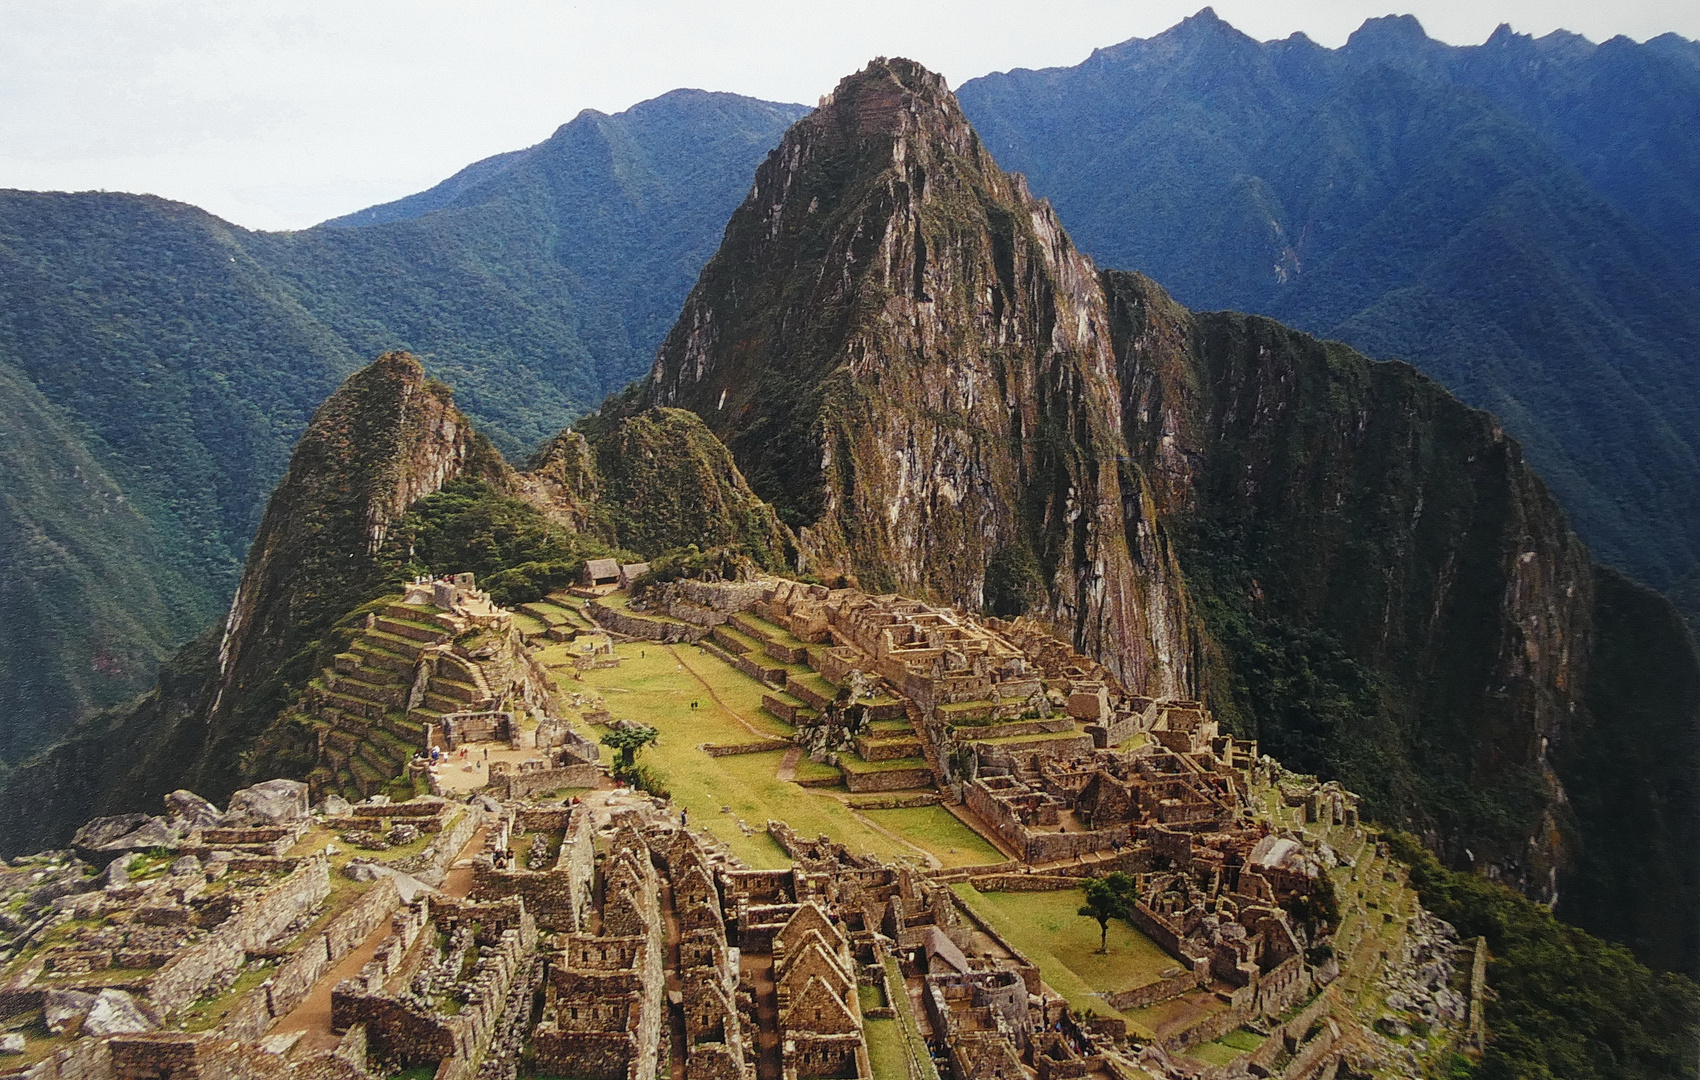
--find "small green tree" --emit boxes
[601,726,659,779]
[1079,872,1140,954]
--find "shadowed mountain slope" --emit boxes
[957,11,1700,621]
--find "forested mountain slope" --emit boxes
[957,11,1700,621]
[0,90,802,756]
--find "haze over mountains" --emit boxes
[959,9,1700,608]
[0,90,802,757]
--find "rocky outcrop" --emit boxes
[541,406,795,569]
[1103,269,1594,897]
[210,352,507,730]
[637,57,1694,957]
[643,58,1192,695]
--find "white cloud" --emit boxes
[0,0,1692,230]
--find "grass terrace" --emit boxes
[967,730,1089,746]
[791,757,843,784]
[731,612,809,650]
[951,884,1180,1029]
[860,806,1004,867]
[1187,1028,1267,1067]
[837,754,929,774]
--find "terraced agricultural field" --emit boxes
[568,641,951,868]
[951,883,1182,1030]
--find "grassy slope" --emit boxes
[1385,831,1700,1080]
[0,359,217,764]
[951,883,1181,1031]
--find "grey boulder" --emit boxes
[81,989,156,1037]
[163,790,222,830]
[43,988,95,1034]
[224,779,310,824]
[71,814,153,851]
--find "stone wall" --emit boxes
[486,762,602,800]
[1084,710,1145,749]
[705,639,784,685]
[844,793,941,809]
[969,734,1094,773]
[1102,968,1202,1012]
[964,874,1078,892]
[108,1033,294,1080]
[260,877,402,1030]
[701,738,790,758]
[470,811,594,931]
[144,856,332,1019]
[587,602,707,644]
[9,1032,113,1079]
[842,766,933,793]
[333,898,538,1073]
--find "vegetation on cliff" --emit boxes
[0,356,797,852]
[1385,831,1699,1080]
[0,89,803,753]
[959,13,1700,626]
[0,359,218,767]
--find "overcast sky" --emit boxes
[2,1,1693,231]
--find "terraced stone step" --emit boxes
[762,692,811,725]
[786,673,839,711]
[364,630,431,661]
[343,658,409,686]
[326,674,407,708]
[519,602,574,627]
[315,687,388,721]
[373,615,451,644]
[427,677,484,704]
[350,639,417,675]
[381,602,453,629]
[354,739,404,777]
[853,734,924,762]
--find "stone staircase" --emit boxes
[305,601,499,801]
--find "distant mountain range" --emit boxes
[957,10,1700,614]
[0,90,802,760]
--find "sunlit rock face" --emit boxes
[645,58,1194,698]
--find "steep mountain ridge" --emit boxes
[1106,270,1593,895]
[644,59,1192,696]
[0,358,794,854]
[641,58,1697,974]
[0,89,803,753]
[956,12,1700,614]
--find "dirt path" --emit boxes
[667,643,772,740]
[269,823,491,1052]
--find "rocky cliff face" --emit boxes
[644,59,1193,695]
[639,58,1689,945]
[1105,269,1594,897]
[208,352,507,736]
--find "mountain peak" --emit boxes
[813,57,964,142]
[1344,13,1435,54]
